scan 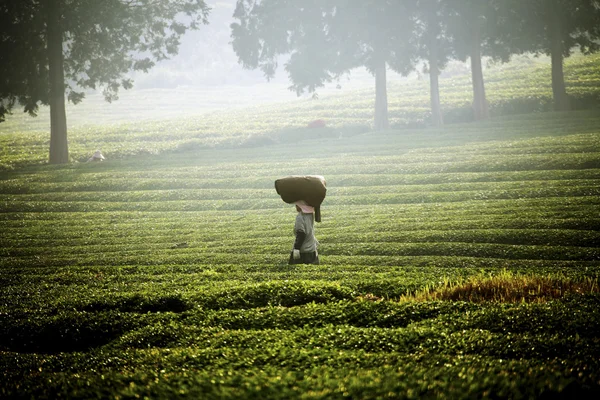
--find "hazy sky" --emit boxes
[131,0,392,92]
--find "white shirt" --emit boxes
[294,212,318,252]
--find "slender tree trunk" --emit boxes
[374,59,389,131]
[549,4,570,111]
[46,0,69,164]
[428,32,443,126]
[470,19,489,121]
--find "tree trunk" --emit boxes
[46,0,69,164]
[374,59,389,131]
[549,4,570,111]
[470,19,489,121]
[428,32,443,126]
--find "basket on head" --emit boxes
[274,175,326,222]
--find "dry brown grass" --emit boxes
[400,270,599,303]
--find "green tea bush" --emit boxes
[191,281,357,310]
[0,311,143,353]
[1,60,600,397]
[82,293,192,313]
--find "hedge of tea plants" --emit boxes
[1,107,599,398]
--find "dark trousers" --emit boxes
[289,251,320,265]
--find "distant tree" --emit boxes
[444,0,496,121]
[493,0,600,111]
[414,0,452,126]
[231,0,417,131]
[0,0,210,164]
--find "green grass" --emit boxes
[1,54,600,398]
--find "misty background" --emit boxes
[14,0,543,128]
[91,0,404,119]
[0,0,554,131]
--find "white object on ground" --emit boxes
[88,150,105,162]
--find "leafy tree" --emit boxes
[414,0,453,126]
[493,0,600,111]
[444,0,497,121]
[231,0,417,131]
[0,0,210,164]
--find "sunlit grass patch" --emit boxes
[401,270,599,303]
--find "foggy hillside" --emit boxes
[1,0,547,128]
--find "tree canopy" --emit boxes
[231,0,600,128]
[0,0,210,163]
[231,0,418,130]
[492,0,600,111]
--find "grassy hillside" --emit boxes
[1,107,599,397]
[1,53,599,171]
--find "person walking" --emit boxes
[289,200,319,265]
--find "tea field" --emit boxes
[1,105,600,398]
[1,53,600,171]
